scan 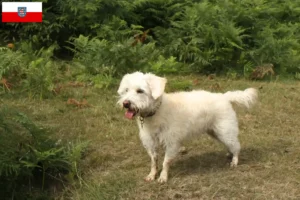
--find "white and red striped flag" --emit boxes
[2,2,42,23]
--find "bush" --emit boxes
[0,47,26,81]
[1,0,300,77]
[148,55,184,75]
[68,34,159,79]
[0,42,64,98]
[0,106,87,199]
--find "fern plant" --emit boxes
[0,105,87,199]
[68,34,160,78]
[0,47,26,81]
[20,43,62,98]
[0,42,63,98]
[157,1,247,73]
[2,0,300,79]
[148,55,183,75]
[246,22,300,74]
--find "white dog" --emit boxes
[117,72,257,183]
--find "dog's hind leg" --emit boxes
[207,129,234,160]
[225,137,240,167]
[213,121,241,167]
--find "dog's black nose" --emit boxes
[123,100,131,108]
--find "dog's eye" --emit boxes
[137,89,144,94]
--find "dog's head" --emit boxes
[117,72,167,119]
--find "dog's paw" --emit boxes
[230,157,238,167]
[157,177,167,183]
[230,162,238,168]
[144,174,156,182]
[157,173,168,183]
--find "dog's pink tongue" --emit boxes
[125,110,134,119]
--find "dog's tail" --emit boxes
[224,88,258,109]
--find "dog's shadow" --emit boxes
[171,147,262,176]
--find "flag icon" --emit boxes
[2,2,42,23]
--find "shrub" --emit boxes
[147,55,184,75]
[1,0,300,85]
[0,47,26,81]
[20,43,63,98]
[0,106,87,199]
[68,34,160,80]
[0,42,64,98]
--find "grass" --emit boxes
[1,75,300,199]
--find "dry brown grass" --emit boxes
[2,76,300,200]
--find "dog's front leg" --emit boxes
[145,148,158,181]
[158,144,180,183]
[140,131,158,182]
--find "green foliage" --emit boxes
[0,42,63,98]
[21,43,62,98]
[1,0,300,78]
[247,22,300,73]
[0,47,26,80]
[133,0,192,29]
[153,0,300,75]
[68,34,159,84]
[295,72,300,80]
[148,55,184,75]
[0,106,87,199]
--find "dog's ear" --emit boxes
[145,73,167,99]
[117,74,129,95]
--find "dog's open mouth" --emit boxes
[125,108,138,119]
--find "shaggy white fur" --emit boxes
[117,72,258,183]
